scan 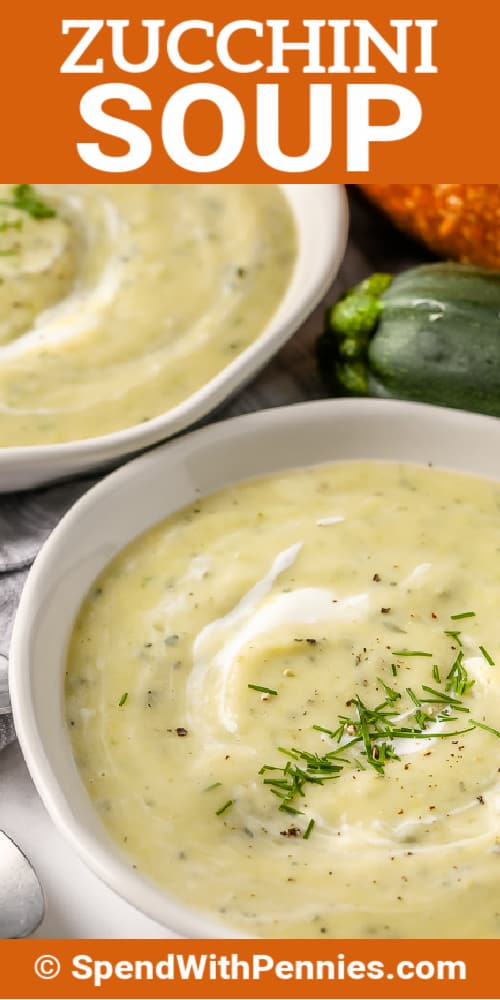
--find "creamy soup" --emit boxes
[0,184,295,446]
[66,461,500,938]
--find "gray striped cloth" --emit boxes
[0,711,15,748]
[0,656,15,747]
[0,574,26,748]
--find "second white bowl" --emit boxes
[0,185,348,492]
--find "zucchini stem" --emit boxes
[320,273,393,396]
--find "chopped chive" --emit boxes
[303,818,315,839]
[376,677,401,702]
[118,692,128,707]
[421,685,462,705]
[406,687,421,707]
[270,788,291,799]
[444,630,462,647]
[392,650,433,657]
[451,611,476,620]
[325,736,362,756]
[387,727,474,739]
[471,719,500,739]
[479,645,495,666]
[204,782,222,792]
[0,218,22,233]
[313,724,338,737]
[257,617,500,830]
[216,799,233,816]
[446,650,475,696]
[9,184,56,219]
[248,684,278,696]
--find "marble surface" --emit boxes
[0,189,428,937]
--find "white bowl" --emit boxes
[0,185,348,492]
[9,398,500,937]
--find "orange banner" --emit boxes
[0,0,498,181]
[0,939,496,999]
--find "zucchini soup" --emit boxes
[0,184,295,446]
[66,460,500,938]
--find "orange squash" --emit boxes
[361,185,500,270]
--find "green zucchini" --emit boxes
[317,263,500,417]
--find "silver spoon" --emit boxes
[0,661,45,937]
[0,830,45,937]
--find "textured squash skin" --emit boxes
[361,185,500,271]
[368,264,500,415]
[318,263,500,418]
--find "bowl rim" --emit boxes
[0,184,348,474]
[11,396,500,937]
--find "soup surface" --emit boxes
[0,184,295,446]
[66,461,500,937]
